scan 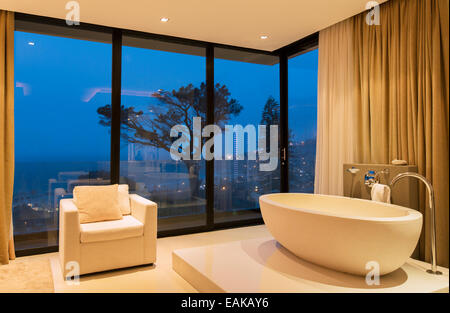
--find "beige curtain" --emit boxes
[0,10,15,265]
[315,0,449,267]
[315,19,356,196]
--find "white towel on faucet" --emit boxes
[371,183,391,203]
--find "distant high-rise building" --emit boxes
[128,143,136,161]
[233,133,238,179]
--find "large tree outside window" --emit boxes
[97,82,242,199]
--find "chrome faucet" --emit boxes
[390,172,442,275]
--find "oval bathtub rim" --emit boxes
[259,193,423,223]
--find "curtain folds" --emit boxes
[315,19,356,196]
[315,0,449,267]
[0,10,15,265]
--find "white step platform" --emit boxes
[172,237,449,293]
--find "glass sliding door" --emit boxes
[213,48,280,223]
[288,49,318,193]
[119,36,207,231]
[13,28,112,252]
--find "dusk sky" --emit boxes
[14,31,318,162]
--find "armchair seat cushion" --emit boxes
[80,215,144,243]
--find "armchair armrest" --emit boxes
[59,199,81,277]
[130,194,157,263]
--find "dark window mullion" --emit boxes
[206,44,215,229]
[111,29,122,184]
[280,53,289,193]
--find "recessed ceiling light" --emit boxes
[160,17,169,23]
[260,35,268,40]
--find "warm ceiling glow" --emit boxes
[260,35,268,40]
[1,0,389,51]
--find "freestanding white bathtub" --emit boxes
[259,193,422,276]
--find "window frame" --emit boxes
[13,12,318,256]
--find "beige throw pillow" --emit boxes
[73,184,123,224]
[118,184,131,215]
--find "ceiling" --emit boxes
[1,0,388,51]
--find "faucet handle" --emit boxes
[364,170,378,188]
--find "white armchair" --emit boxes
[59,194,157,277]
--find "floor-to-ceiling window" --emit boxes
[12,15,318,256]
[119,36,207,231]
[213,48,280,223]
[13,25,112,252]
[288,48,318,193]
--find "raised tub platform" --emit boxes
[172,237,449,293]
